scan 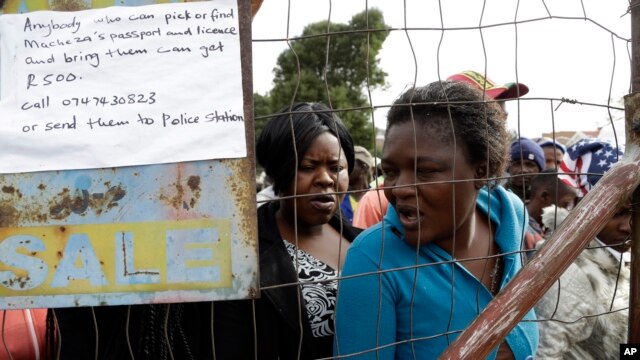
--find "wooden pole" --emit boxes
[438,151,640,359]
[628,0,640,342]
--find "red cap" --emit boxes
[447,70,529,100]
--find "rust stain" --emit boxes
[160,182,185,210]
[110,186,126,207]
[187,175,201,192]
[47,184,126,219]
[1,196,49,226]
[70,194,88,214]
[1,181,129,226]
[2,275,31,289]
[1,185,24,199]
[49,0,89,11]
[91,185,126,210]
[159,170,186,210]
[49,189,73,220]
[248,287,258,299]
[187,175,201,209]
[0,204,19,227]
[175,183,184,201]
[221,158,258,250]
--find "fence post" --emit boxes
[628,0,640,342]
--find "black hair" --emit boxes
[385,81,509,179]
[256,102,355,194]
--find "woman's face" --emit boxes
[382,120,483,246]
[597,200,632,253]
[280,131,349,227]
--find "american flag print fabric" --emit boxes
[558,138,624,196]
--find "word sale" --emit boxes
[0,225,224,292]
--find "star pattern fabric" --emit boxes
[558,138,624,196]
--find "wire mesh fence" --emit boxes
[1,0,639,359]
[251,1,637,358]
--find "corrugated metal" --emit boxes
[0,0,259,309]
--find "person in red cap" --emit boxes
[447,70,529,120]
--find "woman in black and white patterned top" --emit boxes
[213,102,360,359]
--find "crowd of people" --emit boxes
[248,71,632,359]
[246,72,633,359]
[2,71,633,360]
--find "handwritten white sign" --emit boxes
[0,0,246,174]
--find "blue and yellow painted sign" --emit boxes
[0,0,258,309]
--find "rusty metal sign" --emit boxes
[0,0,258,309]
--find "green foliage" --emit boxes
[253,92,271,139]
[254,8,389,149]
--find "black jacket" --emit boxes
[52,301,213,359]
[212,202,360,359]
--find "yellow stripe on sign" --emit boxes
[0,219,232,296]
[91,0,117,10]
[4,0,40,13]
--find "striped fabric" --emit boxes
[558,138,624,196]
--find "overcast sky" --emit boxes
[251,0,631,141]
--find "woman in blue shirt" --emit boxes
[334,81,538,359]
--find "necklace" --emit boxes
[489,256,503,295]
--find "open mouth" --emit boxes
[395,204,423,230]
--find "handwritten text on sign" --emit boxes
[0,1,246,174]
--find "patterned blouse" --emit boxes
[283,240,339,338]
